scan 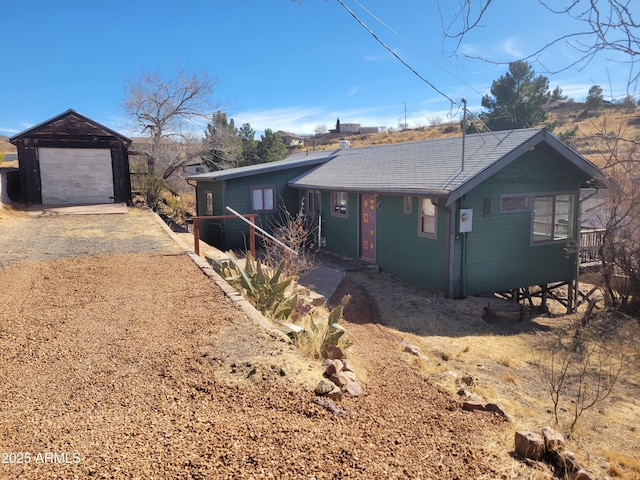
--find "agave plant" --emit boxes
[209,251,298,319]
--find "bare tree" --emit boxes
[588,116,640,312]
[123,67,218,177]
[437,0,640,83]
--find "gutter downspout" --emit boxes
[447,203,457,298]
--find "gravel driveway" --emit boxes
[0,206,522,479]
[0,208,180,267]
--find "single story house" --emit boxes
[10,109,132,205]
[188,128,604,299]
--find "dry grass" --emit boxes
[348,269,640,479]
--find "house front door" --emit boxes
[360,194,376,262]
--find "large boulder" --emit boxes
[515,430,545,461]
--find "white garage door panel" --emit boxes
[39,148,115,205]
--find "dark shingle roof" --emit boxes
[289,128,602,206]
[186,149,337,181]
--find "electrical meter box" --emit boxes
[459,208,473,233]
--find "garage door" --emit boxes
[38,148,114,205]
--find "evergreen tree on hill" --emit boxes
[480,61,551,131]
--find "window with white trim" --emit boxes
[418,197,437,237]
[251,186,275,212]
[532,194,574,242]
[331,191,348,217]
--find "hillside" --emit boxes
[2,102,639,168]
[306,101,640,169]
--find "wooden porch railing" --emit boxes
[579,228,605,265]
[192,214,257,257]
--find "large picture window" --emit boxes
[419,197,437,238]
[251,186,275,212]
[532,194,574,242]
[331,191,348,217]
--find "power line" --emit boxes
[336,0,458,106]
[350,0,487,98]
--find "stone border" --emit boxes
[150,209,291,342]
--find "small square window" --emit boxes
[331,191,348,217]
[251,186,275,212]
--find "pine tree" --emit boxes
[256,129,287,164]
[480,61,551,131]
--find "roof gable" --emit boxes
[10,109,131,145]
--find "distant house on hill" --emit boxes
[328,118,379,135]
[277,131,306,147]
[188,128,604,306]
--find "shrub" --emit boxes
[209,252,352,360]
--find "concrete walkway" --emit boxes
[174,228,377,304]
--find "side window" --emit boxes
[331,191,348,217]
[532,194,574,243]
[500,194,530,213]
[306,190,321,215]
[419,197,437,238]
[251,186,275,212]
[205,191,213,215]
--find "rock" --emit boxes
[314,379,335,395]
[484,403,511,422]
[515,430,545,461]
[325,359,344,377]
[341,358,354,372]
[552,449,580,474]
[402,340,423,356]
[568,469,593,480]
[542,426,565,452]
[440,371,458,380]
[324,345,344,360]
[344,379,363,397]
[330,372,348,388]
[462,401,485,412]
[461,375,474,386]
[327,386,343,402]
[340,370,357,383]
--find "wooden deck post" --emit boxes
[193,218,200,256]
[249,219,256,258]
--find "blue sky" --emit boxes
[1,0,637,139]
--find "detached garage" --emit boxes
[10,109,132,205]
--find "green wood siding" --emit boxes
[195,165,318,250]
[454,149,589,297]
[375,195,450,292]
[320,192,359,258]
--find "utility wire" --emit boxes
[337,0,502,142]
[350,0,487,98]
[336,0,458,106]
